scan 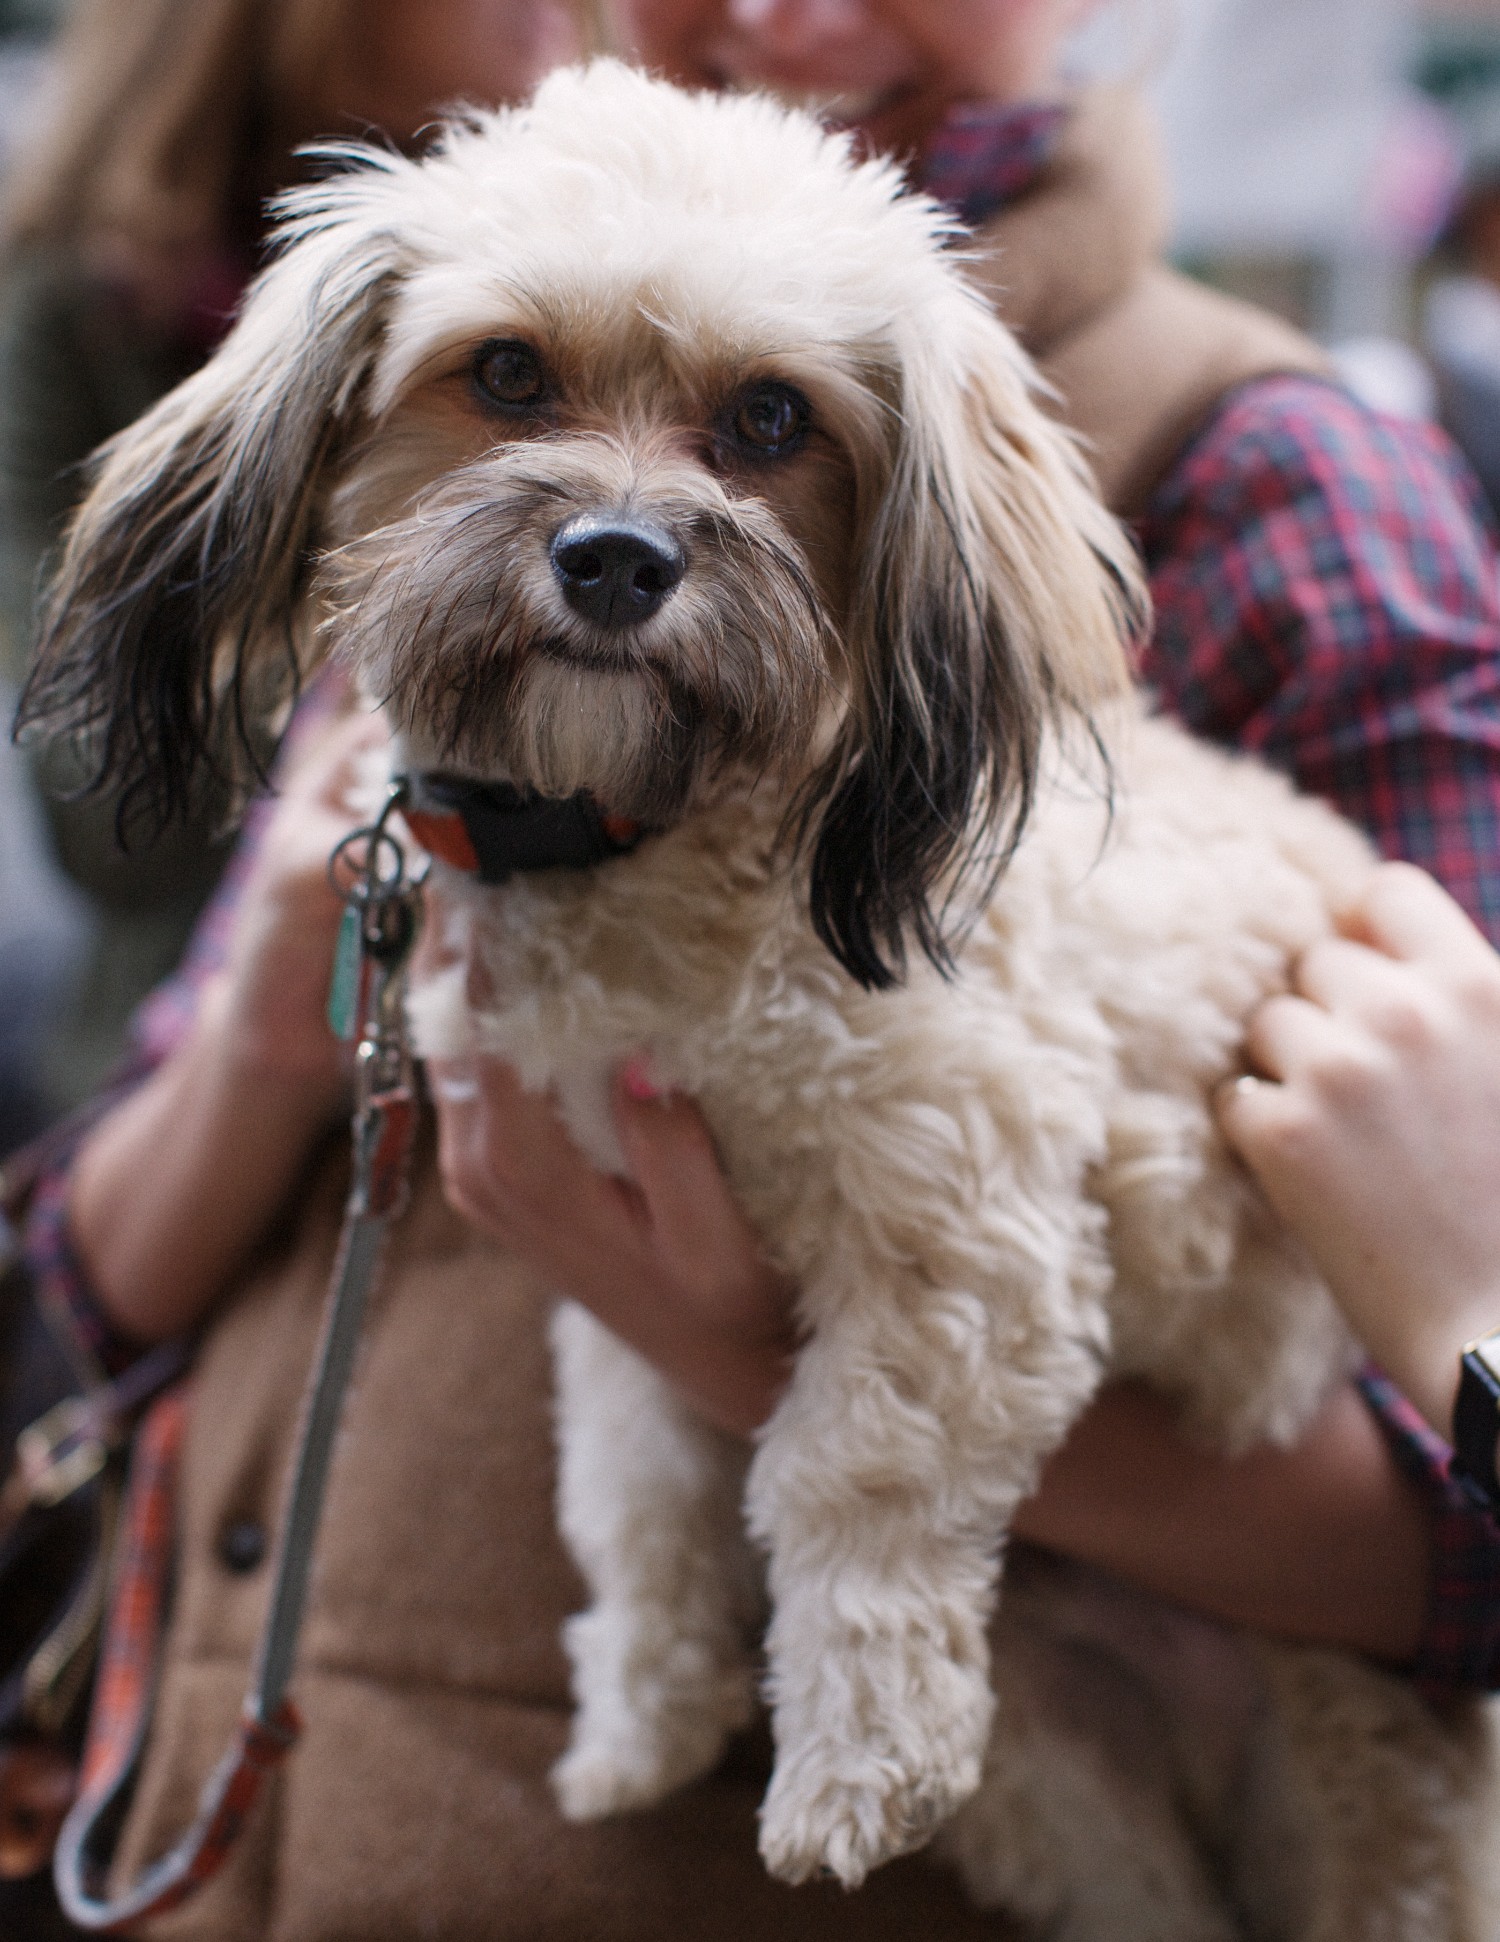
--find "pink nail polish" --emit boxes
[620,1055,662,1101]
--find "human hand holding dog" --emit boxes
[430,1055,797,1437]
[70,707,388,1342]
[1219,861,1500,1438]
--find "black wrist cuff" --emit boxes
[1451,1330,1500,1507]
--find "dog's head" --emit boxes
[21,61,1143,987]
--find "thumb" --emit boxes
[612,1059,730,1252]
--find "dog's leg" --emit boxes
[747,1248,1108,1889]
[549,1299,759,1819]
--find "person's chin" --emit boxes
[707,69,945,157]
[840,83,950,159]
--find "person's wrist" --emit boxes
[199,973,349,1130]
[1352,1295,1500,1446]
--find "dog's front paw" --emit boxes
[757,1713,987,1889]
[757,1603,995,1886]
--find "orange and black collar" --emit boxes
[401,772,645,883]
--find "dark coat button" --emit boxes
[217,1519,266,1573]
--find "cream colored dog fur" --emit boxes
[24,61,1500,1940]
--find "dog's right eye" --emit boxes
[473,339,550,412]
[728,381,810,459]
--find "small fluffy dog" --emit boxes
[24,62,1500,1939]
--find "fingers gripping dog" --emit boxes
[21,62,1495,1938]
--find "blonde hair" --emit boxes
[4,0,323,256]
[3,0,603,260]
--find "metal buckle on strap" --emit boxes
[16,1398,108,1511]
[0,1401,104,1538]
[2,1339,193,1537]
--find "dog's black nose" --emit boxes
[550,517,685,629]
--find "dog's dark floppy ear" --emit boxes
[802,313,1146,991]
[16,161,405,833]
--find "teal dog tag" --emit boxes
[327,904,364,1042]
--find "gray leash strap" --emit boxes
[254,1204,385,1710]
[55,784,423,1932]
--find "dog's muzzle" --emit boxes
[549,515,685,629]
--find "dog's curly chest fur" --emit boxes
[414,709,1364,1440]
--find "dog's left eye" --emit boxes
[729,382,810,458]
[474,339,550,411]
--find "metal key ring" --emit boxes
[327,779,416,905]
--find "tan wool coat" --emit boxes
[107,89,1328,1941]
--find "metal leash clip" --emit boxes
[328,779,426,1219]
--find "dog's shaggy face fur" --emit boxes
[21,59,1139,986]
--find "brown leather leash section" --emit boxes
[54,784,424,1932]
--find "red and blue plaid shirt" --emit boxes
[29,98,1500,1698]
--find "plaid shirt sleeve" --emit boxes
[1357,1365,1500,1699]
[21,799,274,1378]
[1137,373,1500,943]
[1140,373,1500,1694]
[20,680,347,1376]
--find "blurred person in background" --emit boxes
[1415,4,1500,518]
[0,0,85,1153]
[23,2,1500,1937]
[1426,124,1500,517]
[0,0,580,1118]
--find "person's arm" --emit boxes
[430,1054,796,1437]
[1218,861,1500,1439]
[67,709,385,1342]
[427,381,1500,1673]
[1010,1378,1429,1662]
[1128,373,1500,1687]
